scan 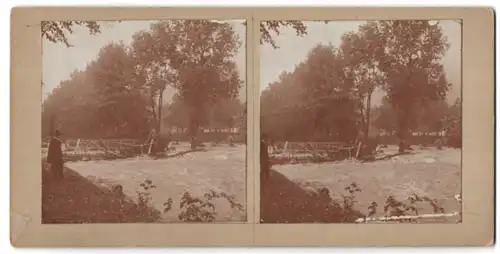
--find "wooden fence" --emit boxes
[269,141,358,164]
[42,138,150,161]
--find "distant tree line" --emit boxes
[42,20,246,148]
[260,20,461,151]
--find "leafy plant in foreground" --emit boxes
[137,179,156,209]
[178,190,244,222]
[328,182,451,223]
[342,182,362,212]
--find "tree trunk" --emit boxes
[397,110,410,153]
[150,94,158,132]
[188,109,200,150]
[364,89,373,142]
[156,89,164,133]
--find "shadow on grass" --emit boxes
[42,164,162,224]
[260,169,364,223]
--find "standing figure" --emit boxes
[47,130,64,180]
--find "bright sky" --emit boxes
[43,20,461,106]
[260,20,462,106]
[42,20,247,102]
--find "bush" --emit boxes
[137,179,155,207]
[306,181,452,223]
[178,190,243,222]
[342,185,451,223]
[136,179,244,222]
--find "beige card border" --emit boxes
[253,7,494,246]
[10,7,255,247]
[10,7,494,247]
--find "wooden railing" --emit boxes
[269,141,358,163]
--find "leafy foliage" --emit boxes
[130,26,177,132]
[260,21,308,49]
[42,20,244,142]
[130,20,244,148]
[379,194,446,223]
[42,42,151,139]
[177,190,244,222]
[137,179,156,209]
[332,183,451,223]
[338,182,362,220]
[340,22,387,141]
[261,44,360,142]
[163,198,174,213]
[261,20,457,150]
[42,21,101,47]
[134,180,244,222]
[373,21,451,151]
[90,42,151,136]
[260,21,332,49]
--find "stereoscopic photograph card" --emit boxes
[10,6,494,247]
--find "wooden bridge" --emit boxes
[269,141,358,164]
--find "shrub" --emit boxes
[328,182,452,223]
[178,190,244,222]
[137,179,156,210]
[135,179,244,222]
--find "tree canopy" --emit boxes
[261,20,458,151]
[42,20,245,144]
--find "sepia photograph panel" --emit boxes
[41,19,248,223]
[259,20,462,224]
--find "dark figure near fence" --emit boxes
[260,134,270,183]
[47,130,64,180]
[228,134,234,147]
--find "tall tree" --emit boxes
[296,44,358,142]
[87,42,150,138]
[260,44,360,143]
[42,69,99,138]
[340,22,386,142]
[131,28,177,133]
[260,70,305,141]
[148,20,243,149]
[374,20,451,152]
